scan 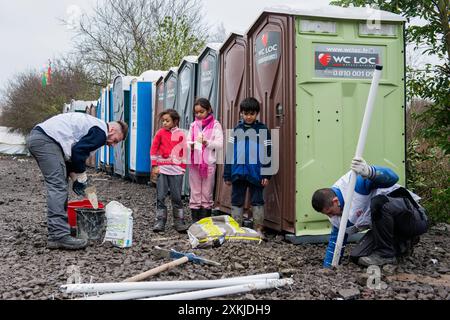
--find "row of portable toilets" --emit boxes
[91,6,407,243]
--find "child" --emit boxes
[187,98,223,222]
[150,109,188,233]
[223,98,272,238]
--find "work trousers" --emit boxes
[26,129,70,240]
[370,194,428,258]
[189,166,216,210]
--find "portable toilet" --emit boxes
[113,75,137,179]
[196,43,222,118]
[129,70,166,184]
[164,67,179,110]
[215,32,249,214]
[153,73,167,136]
[176,56,198,196]
[245,5,406,243]
[96,92,105,172]
[86,102,98,168]
[177,56,198,131]
[106,83,115,175]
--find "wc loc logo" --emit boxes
[256,31,281,65]
[315,51,379,69]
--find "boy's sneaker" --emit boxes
[47,235,88,250]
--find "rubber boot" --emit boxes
[197,208,210,222]
[173,208,189,233]
[191,208,200,223]
[231,206,244,227]
[252,206,266,240]
[153,209,167,233]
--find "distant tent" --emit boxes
[0,127,27,155]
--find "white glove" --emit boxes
[76,172,88,183]
[351,157,373,178]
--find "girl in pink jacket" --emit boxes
[187,98,223,222]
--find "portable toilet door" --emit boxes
[177,56,198,131]
[107,83,115,175]
[246,6,406,242]
[177,56,198,197]
[153,74,167,136]
[86,103,97,168]
[196,43,222,119]
[164,67,179,110]
[129,70,166,184]
[97,93,105,172]
[215,32,249,214]
[113,75,136,179]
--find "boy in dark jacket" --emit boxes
[224,98,272,238]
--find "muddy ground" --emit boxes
[0,155,449,301]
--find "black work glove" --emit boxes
[73,180,88,197]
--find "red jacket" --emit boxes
[151,127,187,169]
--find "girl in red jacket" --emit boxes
[150,109,188,233]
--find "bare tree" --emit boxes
[0,59,97,135]
[68,0,208,85]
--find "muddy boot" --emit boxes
[47,235,88,250]
[173,208,189,233]
[153,209,167,233]
[191,208,200,223]
[252,206,267,241]
[231,206,244,226]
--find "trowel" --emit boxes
[85,186,99,209]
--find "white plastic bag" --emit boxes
[103,201,133,248]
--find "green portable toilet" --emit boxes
[245,5,406,243]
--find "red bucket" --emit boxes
[68,200,105,229]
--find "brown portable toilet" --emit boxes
[153,72,167,137]
[86,102,98,168]
[246,6,406,242]
[215,32,249,215]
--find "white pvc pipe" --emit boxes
[142,278,294,300]
[63,273,281,294]
[75,273,281,300]
[331,65,383,267]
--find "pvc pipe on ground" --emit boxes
[75,273,281,300]
[331,65,383,268]
[64,273,282,295]
[142,278,294,300]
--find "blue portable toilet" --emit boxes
[164,67,179,110]
[129,70,166,184]
[196,43,222,119]
[113,75,137,179]
[106,83,115,175]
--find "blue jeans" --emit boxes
[231,179,265,207]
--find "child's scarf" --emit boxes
[191,113,215,178]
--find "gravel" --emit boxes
[0,155,449,300]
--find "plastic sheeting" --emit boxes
[0,127,27,155]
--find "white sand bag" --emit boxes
[103,201,133,248]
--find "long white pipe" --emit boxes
[75,273,281,300]
[331,65,383,267]
[142,278,294,300]
[63,273,281,294]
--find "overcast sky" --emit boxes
[0,0,334,95]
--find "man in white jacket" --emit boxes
[312,158,428,268]
[26,113,128,250]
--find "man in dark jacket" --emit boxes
[224,98,272,238]
[26,112,128,250]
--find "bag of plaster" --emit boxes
[187,215,262,249]
[103,201,133,248]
